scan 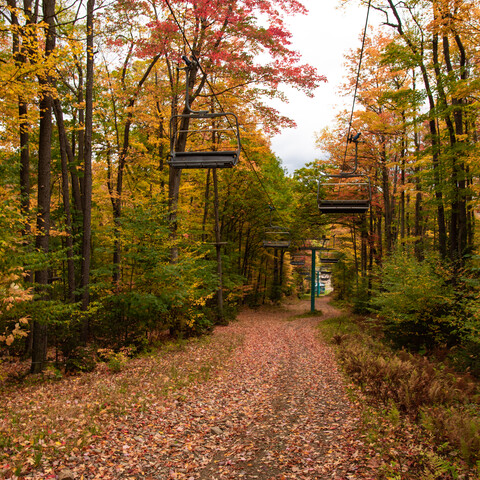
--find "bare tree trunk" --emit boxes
[376,211,383,264]
[360,217,368,277]
[410,71,424,262]
[71,63,83,215]
[279,249,285,286]
[9,0,34,355]
[31,0,56,374]
[380,142,393,253]
[351,224,358,290]
[400,117,406,245]
[443,31,468,261]
[201,169,211,242]
[168,63,207,263]
[80,0,95,340]
[53,99,76,302]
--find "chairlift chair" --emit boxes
[317,133,371,214]
[320,257,339,264]
[169,56,241,169]
[320,252,339,264]
[290,254,306,266]
[170,112,241,169]
[263,225,291,249]
[317,173,371,214]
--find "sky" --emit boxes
[270,0,381,174]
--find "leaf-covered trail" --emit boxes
[55,297,375,480]
[5,298,378,479]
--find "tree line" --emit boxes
[313,0,479,372]
[0,0,325,372]
[0,0,479,376]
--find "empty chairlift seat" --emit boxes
[263,226,291,249]
[169,112,241,169]
[290,254,306,266]
[317,173,371,214]
[320,253,340,264]
[317,174,372,214]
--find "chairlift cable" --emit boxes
[342,0,372,171]
[163,0,286,225]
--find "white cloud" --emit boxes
[270,0,381,174]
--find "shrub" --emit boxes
[322,315,480,467]
[338,342,475,415]
[421,406,480,465]
[371,252,457,351]
[65,346,97,373]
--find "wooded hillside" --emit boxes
[0,0,479,379]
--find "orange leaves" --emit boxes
[0,274,32,346]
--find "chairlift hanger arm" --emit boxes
[342,133,361,176]
[180,55,208,115]
[169,55,241,169]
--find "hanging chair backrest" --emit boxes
[320,257,339,264]
[169,111,241,169]
[290,254,305,265]
[317,172,371,214]
[263,225,291,249]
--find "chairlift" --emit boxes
[317,133,371,214]
[263,225,291,249]
[320,257,339,264]
[290,254,306,266]
[320,252,339,264]
[169,56,241,169]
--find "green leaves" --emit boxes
[371,252,456,350]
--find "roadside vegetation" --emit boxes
[319,305,480,479]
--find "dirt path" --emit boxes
[40,297,376,479]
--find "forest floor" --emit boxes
[1,297,381,480]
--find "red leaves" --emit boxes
[2,298,380,479]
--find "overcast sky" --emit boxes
[270,0,381,174]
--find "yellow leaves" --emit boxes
[0,334,15,346]
[0,272,32,346]
[0,320,29,346]
[455,134,468,143]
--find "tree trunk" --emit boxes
[386,0,447,258]
[380,142,393,253]
[31,0,56,374]
[168,62,207,263]
[201,169,211,242]
[112,54,161,282]
[9,0,34,355]
[413,100,424,262]
[443,31,468,261]
[53,99,76,302]
[80,0,95,340]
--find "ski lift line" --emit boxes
[342,0,372,171]
[163,0,287,226]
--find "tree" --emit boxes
[31,0,56,374]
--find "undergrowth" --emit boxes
[319,313,480,479]
[0,331,244,477]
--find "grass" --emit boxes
[291,310,323,318]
